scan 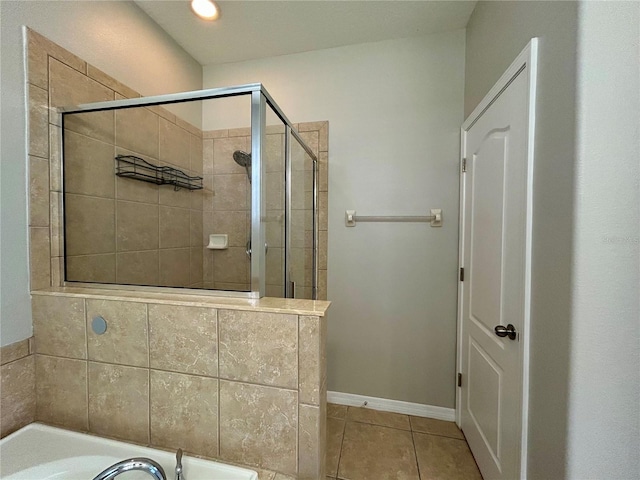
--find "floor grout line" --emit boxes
[334,417,347,480]
[412,430,468,441]
[411,431,423,480]
[330,413,472,480]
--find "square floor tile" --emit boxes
[338,421,419,480]
[327,403,347,420]
[413,432,482,480]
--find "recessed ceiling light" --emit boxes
[191,0,220,21]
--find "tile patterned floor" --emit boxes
[326,404,483,480]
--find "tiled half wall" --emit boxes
[26,28,328,299]
[30,292,327,478]
[0,338,36,438]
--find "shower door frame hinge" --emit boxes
[458,373,462,387]
[462,158,467,173]
[459,267,464,282]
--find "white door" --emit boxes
[458,40,537,480]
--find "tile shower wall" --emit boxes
[202,128,251,291]
[0,338,36,438]
[31,293,327,478]
[29,28,328,298]
[203,122,328,300]
[291,125,324,300]
[59,73,204,288]
[202,126,287,294]
[26,29,204,291]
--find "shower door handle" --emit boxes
[245,240,268,259]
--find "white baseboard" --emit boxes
[327,391,455,422]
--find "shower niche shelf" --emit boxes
[115,154,203,191]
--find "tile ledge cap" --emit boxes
[31,287,331,316]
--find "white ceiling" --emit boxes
[134,0,476,66]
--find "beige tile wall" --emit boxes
[61,83,204,288]
[31,293,327,478]
[307,123,329,302]
[22,26,330,478]
[0,338,36,438]
[202,129,251,291]
[27,28,204,291]
[29,28,327,299]
[203,122,328,300]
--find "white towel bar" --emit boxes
[345,209,442,227]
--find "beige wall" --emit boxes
[0,0,203,347]
[30,292,328,478]
[203,31,465,408]
[569,2,639,477]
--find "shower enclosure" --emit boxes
[59,84,318,299]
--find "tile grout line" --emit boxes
[334,409,348,480]
[330,412,468,480]
[411,430,423,480]
[339,415,466,441]
[0,354,34,368]
[412,430,469,441]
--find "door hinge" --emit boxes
[459,267,464,282]
[462,158,467,173]
[458,373,462,387]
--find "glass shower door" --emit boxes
[288,131,316,299]
[264,106,286,297]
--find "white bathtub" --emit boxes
[0,423,258,480]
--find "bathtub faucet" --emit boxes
[92,457,167,480]
[175,448,183,480]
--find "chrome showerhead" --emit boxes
[233,150,251,167]
[233,150,252,183]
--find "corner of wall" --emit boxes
[567,3,640,478]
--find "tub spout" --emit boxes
[175,448,184,480]
[92,457,167,480]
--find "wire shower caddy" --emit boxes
[115,154,203,191]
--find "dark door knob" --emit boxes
[494,324,517,340]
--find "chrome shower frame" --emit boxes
[57,83,319,299]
